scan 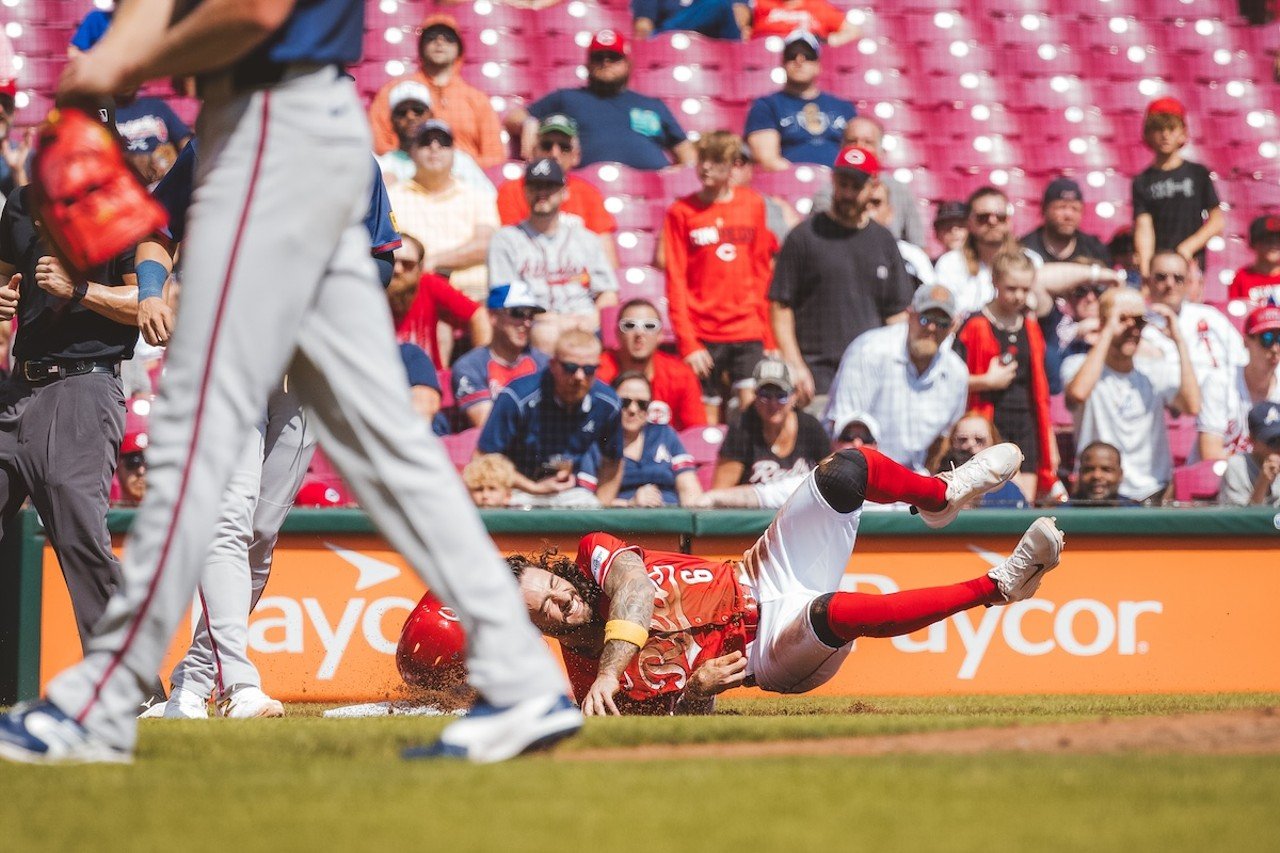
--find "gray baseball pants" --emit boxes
[48,66,566,751]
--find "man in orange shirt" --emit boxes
[496,114,619,268]
[663,131,777,422]
[367,14,505,167]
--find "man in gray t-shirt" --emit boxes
[1219,401,1280,507]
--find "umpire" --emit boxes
[0,175,140,649]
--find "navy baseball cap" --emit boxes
[1249,215,1280,246]
[935,200,967,224]
[525,157,566,186]
[1248,400,1280,445]
[1043,177,1083,207]
[488,281,546,313]
[413,118,453,145]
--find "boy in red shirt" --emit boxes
[1229,215,1280,306]
[663,131,778,422]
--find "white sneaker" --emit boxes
[163,687,210,720]
[988,517,1065,602]
[919,443,1024,529]
[217,686,285,719]
[404,693,583,764]
[138,700,167,720]
[0,700,131,765]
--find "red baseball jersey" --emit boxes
[1229,267,1280,306]
[597,349,708,431]
[561,533,757,709]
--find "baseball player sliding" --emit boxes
[136,140,401,720]
[0,0,581,765]
[403,444,1064,714]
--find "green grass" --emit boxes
[2,694,1278,853]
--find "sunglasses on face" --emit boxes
[538,139,571,153]
[121,452,146,470]
[916,314,953,331]
[972,212,1008,225]
[619,318,661,333]
[423,29,460,44]
[558,360,598,377]
[417,133,453,149]
[589,52,626,64]
[1255,330,1280,348]
[1151,271,1186,284]
[619,397,651,412]
[504,307,540,322]
[1071,284,1107,300]
[756,388,790,403]
[392,104,427,119]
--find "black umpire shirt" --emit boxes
[0,186,137,363]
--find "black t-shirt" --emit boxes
[1130,160,1219,270]
[720,406,831,486]
[1020,227,1111,265]
[769,215,913,394]
[0,187,137,362]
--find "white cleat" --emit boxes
[138,700,167,720]
[217,686,285,719]
[163,687,211,720]
[988,516,1065,602]
[919,443,1024,529]
[404,693,583,763]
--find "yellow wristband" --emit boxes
[604,619,649,649]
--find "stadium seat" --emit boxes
[616,230,658,268]
[586,163,663,198]
[437,369,455,409]
[1166,414,1199,467]
[600,304,621,351]
[1172,459,1226,504]
[538,2,629,38]
[680,425,728,489]
[440,428,481,472]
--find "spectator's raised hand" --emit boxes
[630,484,664,508]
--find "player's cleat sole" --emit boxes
[988,516,1065,602]
[0,700,132,766]
[403,693,583,764]
[217,686,285,719]
[163,687,211,719]
[918,443,1024,529]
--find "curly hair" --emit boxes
[506,546,603,615]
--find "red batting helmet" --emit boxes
[396,590,467,688]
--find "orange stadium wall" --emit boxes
[19,508,1280,702]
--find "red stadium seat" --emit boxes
[1172,460,1225,504]
[679,425,728,466]
[441,429,481,472]
[1166,414,1199,467]
[615,230,658,268]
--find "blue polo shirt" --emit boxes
[744,90,856,167]
[529,88,687,170]
[477,370,623,481]
[578,422,694,504]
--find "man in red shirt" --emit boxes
[597,299,706,431]
[390,235,489,368]
[496,114,619,269]
[1229,215,1280,306]
[664,131,778,422]
[752,1,860,44]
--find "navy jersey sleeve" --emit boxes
[398,343,440,390]
[155,100,192,143]
[743,95,779,136]
[477,386,523,455]
[575,444,602,491]
[527,91,564,121]
[654,99,688,148]
[152,141,197,243]
[452,351,492,410]
[365,157,402,254]
[597,396,624,460]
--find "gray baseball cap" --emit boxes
[753,358,794,394]
[911,284,959,320]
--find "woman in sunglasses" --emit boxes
[578,373,703,507]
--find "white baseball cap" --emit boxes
[389,80,432,113]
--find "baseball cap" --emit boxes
[121,429,149,456]
[525,157,566,186]
[488,281,546,313]
[934,200,967,224]
[1248,400,1280,445]
[1043,177,1083,206]
[833,145,881,179]
[1244,304,1280,336]
[834,411,880,445]
[538,113,579,138]
[753,358,794,394]
[587,29,629,58]
[388,80,432,113]
[413,118,453,145]
[418,13,463,52]
[782,29,821,60]
[911,284,958,321]
[1145,96,1186,121]
[1249,215,1280,246]
[0,79,15,109]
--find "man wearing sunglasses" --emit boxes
[1195,304,1280,462]
[597,299,706,431]
[1219,401,1280,507]
[825,286,969,473]
[367,13,504,167]
[495,115,618,268]
[374,80,495,202]
[1138,249,1246,401]
[477,329,624,507]
[508,30,694,170]
[453,282,550,429]
[1063,288,1200,504]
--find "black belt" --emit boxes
[18,359,121,385]
[200,60,337,97]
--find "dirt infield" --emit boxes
[562,708,1280,761]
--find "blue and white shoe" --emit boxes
[403,693,583,763]
[0,700,131,765]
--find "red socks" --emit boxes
[823,576,1002,643]
[860,447,948,512]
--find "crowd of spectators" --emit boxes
[21,5,1279,513]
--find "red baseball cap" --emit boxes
[1244,304,1280,336]
[0,79,16,105]
[587,29,629,58]
[833,145,881,178]
[1145,97,1186,121]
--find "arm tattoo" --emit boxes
[596,550,655,680]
